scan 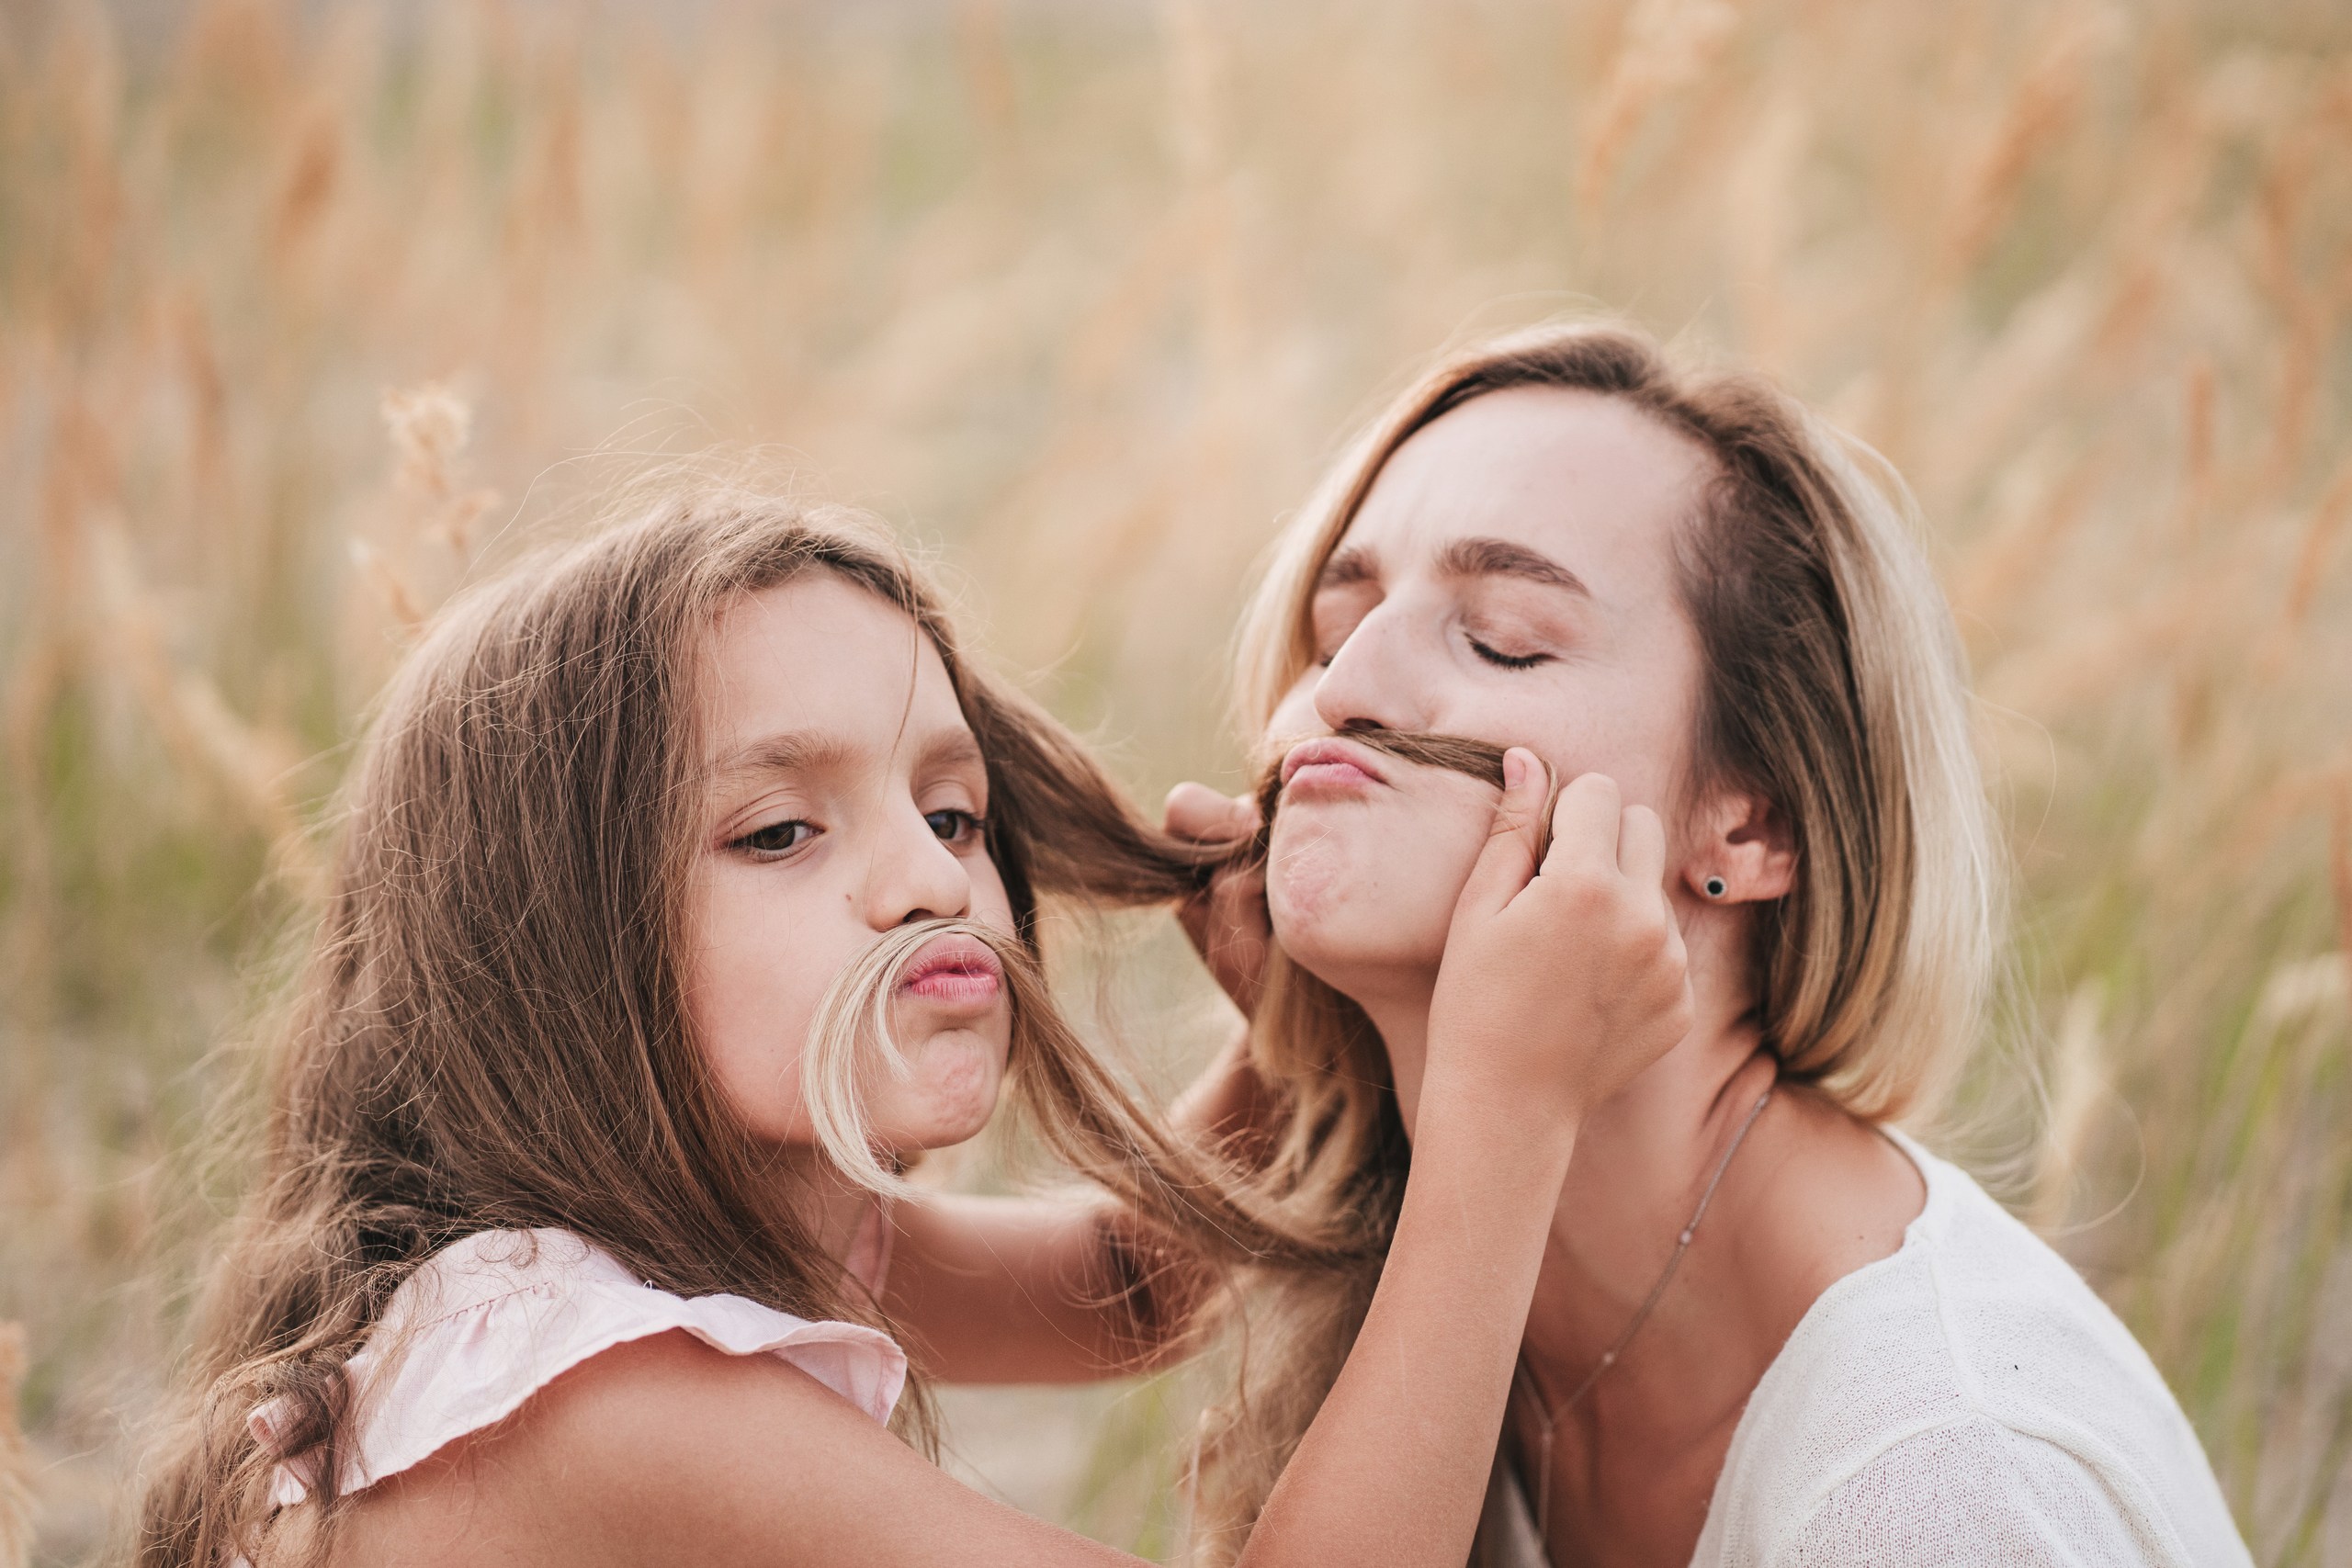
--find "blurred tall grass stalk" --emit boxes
[3,0,2348,1562]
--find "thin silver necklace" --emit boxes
[1512,1084,1776,1540]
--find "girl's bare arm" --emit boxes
[877,784,1281,1387]
[342,757,1690,1568]
[877,1020,1268,1385]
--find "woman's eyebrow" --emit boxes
[1437,535,1591,596]
[1317,544,1380,589]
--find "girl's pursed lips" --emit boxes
[898,933,1004,1007]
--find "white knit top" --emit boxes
[1480,1131,2251,1567]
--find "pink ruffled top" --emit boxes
[249,1224,907,1510]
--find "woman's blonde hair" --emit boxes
[1194,321,2002,1560]
[135,485,1328,1568]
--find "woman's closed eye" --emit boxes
[732,818,820,859]
[1466,633,1552,671]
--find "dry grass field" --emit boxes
[2,0,2349,1562]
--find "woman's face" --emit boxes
[685,573,1015,1156]
[1266,387,1713,1010]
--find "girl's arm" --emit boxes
[877,1190,1171,1383]
[876,784,1281,1387]
[1236,762,1688,1565]
[876,1018,1261,1385]
[342,756,1689,1568]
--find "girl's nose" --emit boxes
[1312,603,1433,736]
[865,808,974,931]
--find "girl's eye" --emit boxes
[925,808,984,844]
[1468,636,1550,671]
[733,819,820,858]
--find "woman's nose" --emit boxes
[864,809,974,930]
[1312,604,1432,735]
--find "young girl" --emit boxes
[136,486,1691,1568]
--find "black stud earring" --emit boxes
[1703,875,1728,898]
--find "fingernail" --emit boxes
[1504,748,1529,791]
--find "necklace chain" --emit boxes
[1512,1083,1776,1540]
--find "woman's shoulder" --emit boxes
[1695,1136,2250,1568]
[256,1226,907,1509]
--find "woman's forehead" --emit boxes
[1335,387,1713,578]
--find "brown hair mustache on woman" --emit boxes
[1201,730,1510,872]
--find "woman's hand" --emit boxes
[1425,749,1692,1137]
[1165,782,1271,1017]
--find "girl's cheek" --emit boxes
[684,873,834,1145]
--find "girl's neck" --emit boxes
[769,1152,887,1286]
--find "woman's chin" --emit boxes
[1270,897,1446,1004]
[1267,845,1460,998]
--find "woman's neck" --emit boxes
[1351,906,1924,1563]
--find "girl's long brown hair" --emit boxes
[134,484,1340,1568]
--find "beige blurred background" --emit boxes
[2,0,2349,1562]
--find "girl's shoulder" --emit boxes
[253,1227,907,1510]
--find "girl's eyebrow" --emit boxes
[713,731,857,782]
[714,728,985,784]
[916,730,987,772]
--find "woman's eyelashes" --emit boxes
[1465,631,1553,670]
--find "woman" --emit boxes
[1167,323,2251,1567]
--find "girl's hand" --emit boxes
[1425,749,1692,1135]
[1165,782,1271,1018]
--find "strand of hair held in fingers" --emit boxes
[1213,730,1514,875]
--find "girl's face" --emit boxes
[1265,387,1713,1012]
[686,573,1015,1156]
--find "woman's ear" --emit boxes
[1682,790,1796,904]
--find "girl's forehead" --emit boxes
[702,575,968,761]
